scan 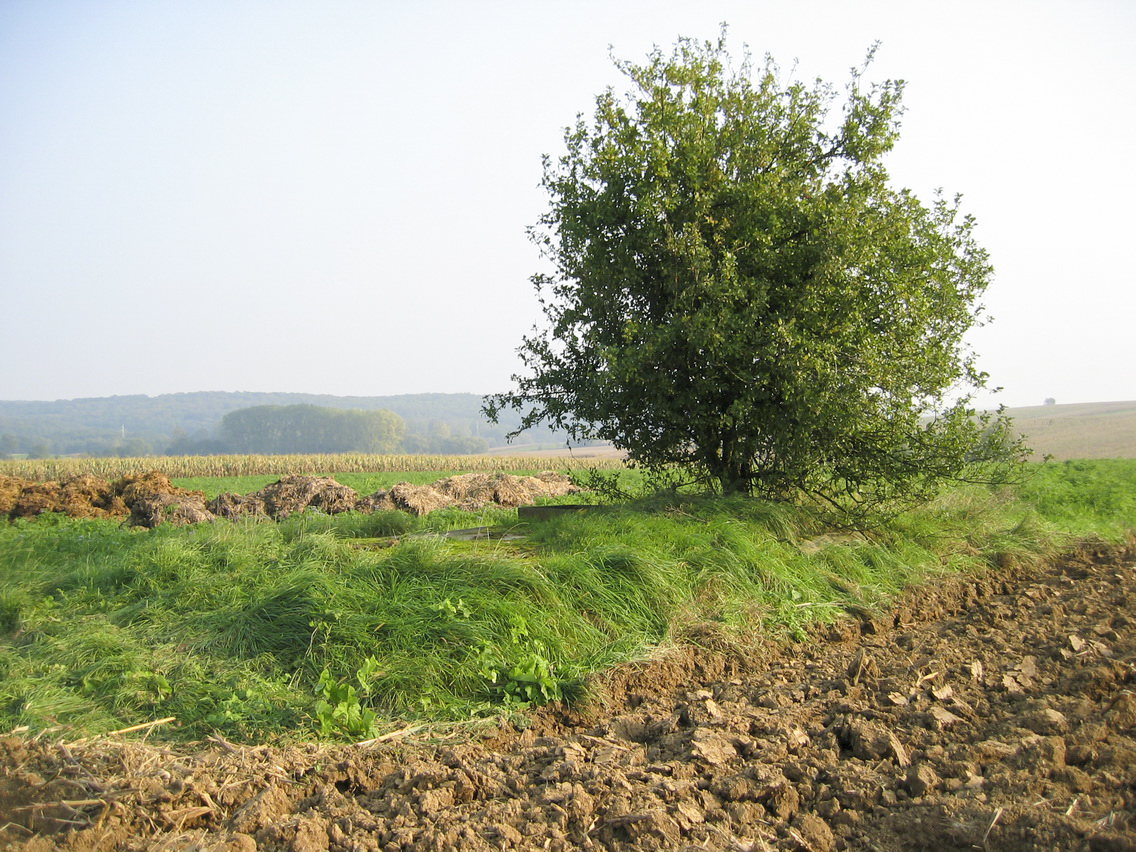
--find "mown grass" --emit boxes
[0,459,1130,744]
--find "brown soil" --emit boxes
[208,492,269,521]
[0,476,28,516]
[3,544,1134,851]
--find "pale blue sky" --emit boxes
[1,0,1132,407]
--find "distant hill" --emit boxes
[0,391,494,433]
[1001,400,1136,460]
[2,392,1132,461]
[0,392,565,457]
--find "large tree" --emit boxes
[485,32,1025,512]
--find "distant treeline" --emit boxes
[0,391,571,458]
[218,405,405,455]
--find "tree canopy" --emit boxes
[485,31,1025,515]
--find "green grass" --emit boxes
[0,460,1130,744]
[1012,458,1136,540]
[171,470,486,500]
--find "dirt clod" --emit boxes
[904,762,940,798]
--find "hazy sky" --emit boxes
[1,0,1132,408]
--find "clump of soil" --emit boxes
[61,474,128,518]
[2,544,1133,851]
[3,472,201,527]
[8,481,66,518]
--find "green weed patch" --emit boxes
[0,461,1129,744]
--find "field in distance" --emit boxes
[1002,400,1136,460]
[489,401,1136,462]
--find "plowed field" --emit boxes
[3,543,1134,851]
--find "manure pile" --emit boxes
[0,471,578,528]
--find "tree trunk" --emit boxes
[713,433,753,495]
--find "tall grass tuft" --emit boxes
[1013,459,1136,541]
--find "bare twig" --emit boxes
[981,806,1004,848]
[355,723,425,747]
[68,717,177,744]
[13,798,105,811]
[206,734,241,754]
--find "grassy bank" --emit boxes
[1,460,1132,744]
